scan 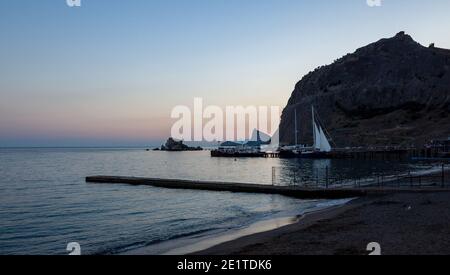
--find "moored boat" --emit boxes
[279,106,334,159]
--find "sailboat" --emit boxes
[280,106,333,158]
[301,106,332,158]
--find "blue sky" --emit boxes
[1,0,449,146]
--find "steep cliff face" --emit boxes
[280,32,450,147]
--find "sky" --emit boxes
[1,0,449,147]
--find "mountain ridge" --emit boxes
[279,32,450,147]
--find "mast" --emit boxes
[294,108,298,146]
[312,106,316,149]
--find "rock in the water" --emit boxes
[280,32,450,147]
[160,138,203,151]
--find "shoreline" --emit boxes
[121,216,300,255]
[122,198,353,255]
[195,190,450,255]
[192,197,367,255]
[123,167,449,255]
[194,168,450,255]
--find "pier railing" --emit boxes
[271,163,450,189]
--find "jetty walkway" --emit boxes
[86,176,450,200]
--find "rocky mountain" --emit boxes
[279,32,450,147]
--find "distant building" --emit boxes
[219,141,243,150]
[212,130,271,157]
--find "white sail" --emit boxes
[314,123,321,151]
[318,124,332,152]
[312,106,332,152]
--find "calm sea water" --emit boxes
[0,148,426,255]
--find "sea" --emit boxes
[0,148,434,255]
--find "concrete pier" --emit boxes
[86,176,450,199]
[86,176,367,199]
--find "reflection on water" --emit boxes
[0,148,435,255]
[273,158,432,187]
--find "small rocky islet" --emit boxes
[152,138,203,152]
